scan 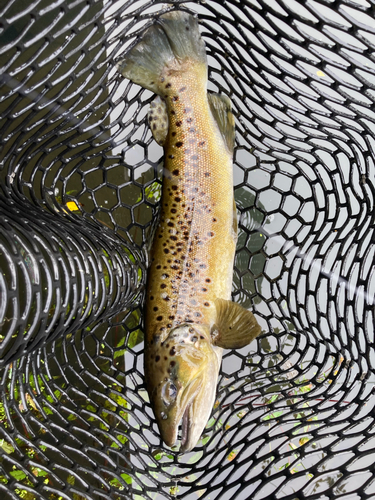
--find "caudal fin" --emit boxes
[117,11,207,95]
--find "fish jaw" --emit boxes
[179,352,221,452]
[145,324,221,451]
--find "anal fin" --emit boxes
[233,197,238,241]
[148,96,169,146]
[211,298,261,349]
[208,93,235,153]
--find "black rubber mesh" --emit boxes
[1,0,375,498]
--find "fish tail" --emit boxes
[117,11,207,95]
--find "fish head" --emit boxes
[145,323,221,452]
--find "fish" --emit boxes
[118,10,261,453]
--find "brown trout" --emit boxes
[118,11,261,452]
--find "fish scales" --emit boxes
[146,72,236,341]
[118,10,261,453]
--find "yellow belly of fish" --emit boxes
[145,79,235,342]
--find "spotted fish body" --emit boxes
[147,82,236,339]
[118,11,261,452]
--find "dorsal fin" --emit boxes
[148,96,169,146]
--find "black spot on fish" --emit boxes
[153,306,158,311]
[172,169,179,176]
[170,236,177,241]
[198,141,205,147]
[150,296,154,300]
[205,278,211,283]
[157,316,163,321]
[175,197,181,202]
[172,96,179,101]
[202,287,207,292]
[161,284,167,289]
[155,355,160,362]
[176,121,182,127]
[186,117,193,123]
[172,185,178,190]
[204,302,209,307]
[165,82,171,88]
[175,141,183,148]
[164,249,169,254]
[169,154,174,159]
[170,347,176,356]
[205,172,210,177]
[170,361,176,367]
[207,231,214,237]
[172,131,176,137]
[171,208,177,213]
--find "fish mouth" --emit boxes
[159,378,201,450]
[180,401,193,452]
[178,379,206,453]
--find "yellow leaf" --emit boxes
[66,201,79,211]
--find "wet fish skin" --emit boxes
[118,11,261,453]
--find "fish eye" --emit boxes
[162,381,177,406]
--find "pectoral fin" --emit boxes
[211,298,261,349]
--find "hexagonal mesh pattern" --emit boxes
[1,0,375,499]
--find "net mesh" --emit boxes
[1,0,375,498]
